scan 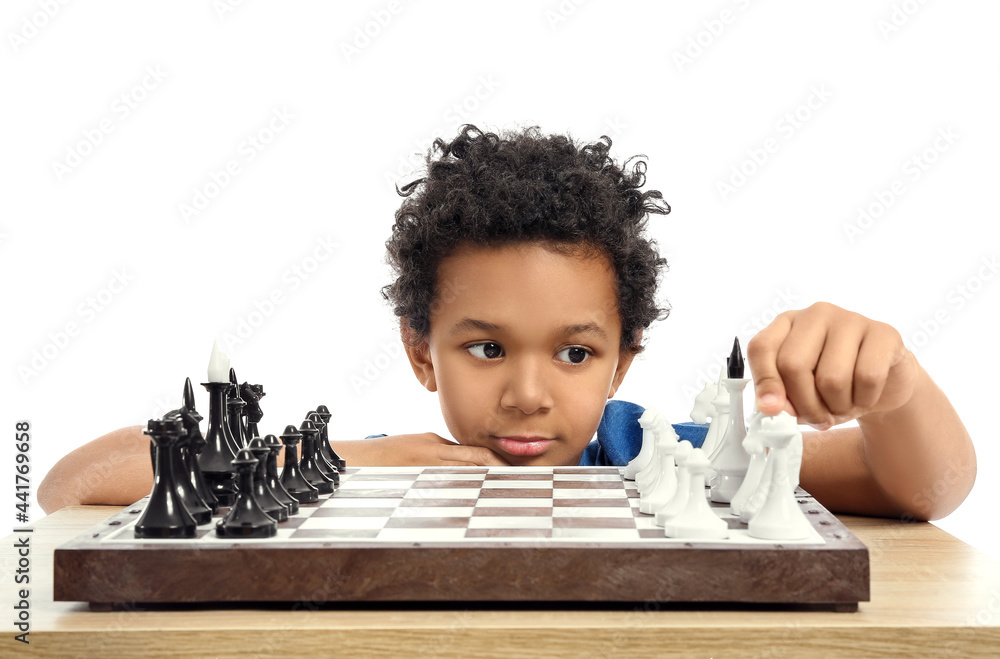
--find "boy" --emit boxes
[38,125,976,522]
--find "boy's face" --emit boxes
[405,242,636,465]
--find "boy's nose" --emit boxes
[499,358,554,415]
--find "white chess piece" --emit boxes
[624,408,658,480]
[207,340,231,383]
[664,448,729,540]
[639,425,679,514]
[739,451,773,524]
[709,375,751,503]
[729,411,768,518]
[747,412,812,541]
[787,430,803,493]
[689,380,718,425]
[636,414,670,493]
[701,374,730,458]
[655,441,694,527]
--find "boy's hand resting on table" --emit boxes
[748,302,918,429]
[339,433,510,467]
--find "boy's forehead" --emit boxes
[432,242,622,332]
[442,240,611,273]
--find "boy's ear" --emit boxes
[608,330,641,399]
[402,326,437,392]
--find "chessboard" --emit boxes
[54,466,869,611]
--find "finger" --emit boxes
[440,444,511,466]
[471,447,511,466]
[773,311,832,428]
[813,316,867,419]
[852,324,896,413]
[422,433,454,444]
[746,312,794,416]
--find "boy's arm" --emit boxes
[333,433,510,467]
[750,302,976,521]
[38,425,153,514]
[38,429,508,514]
[853,359,975,519]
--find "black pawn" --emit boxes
[279,425,319,504]
[215,449,277,538]
[135,418,197,539]
[298,419,335,495]
[307,411,340,487]
[727,337,745,379]
[247,436,289,522]
[264,434,299,515]
[315,404,346,470]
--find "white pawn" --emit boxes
[639,426,679,514]
[636,414,670,493]
[664,448,728,540]
[729,411,768,518]
[654,441,693,527]
[624,408,658,480]
[748,412,812,541]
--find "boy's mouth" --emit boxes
[493,435,554,457]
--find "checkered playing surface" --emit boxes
[102,466,826,546]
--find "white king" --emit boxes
[207,340,230,383]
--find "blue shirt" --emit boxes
[578,400,709,466]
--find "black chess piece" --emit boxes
[240,382,265,443]
[179,377,219,514]
[307,411,335,471]
[226,368,246,452]
[279,425,319,504]
[727,337,744,379]
[215,448,277,538]
[297,419,335,495]
[163,410,213,525]
[307,411,340,487]
[135,418,198,539]
[152,379,215,523]
[247,436,289,522]
[263,433,299,515]
[198,380,238,507]
[315,404,346,471]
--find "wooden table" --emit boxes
[3,505,1000,658]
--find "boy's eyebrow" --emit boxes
[451,318,504,335]
[563,323,609,341]
[450,318,610,342]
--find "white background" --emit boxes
[3,1,998,561]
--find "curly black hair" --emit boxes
[382,124,671,354]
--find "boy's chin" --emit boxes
[499,450,582,467]
[503,454,556,467]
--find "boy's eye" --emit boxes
[556,346,590,365]
[467,342,503,360]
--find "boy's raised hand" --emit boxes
[343,433,511,467]
[747,302,920,430]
